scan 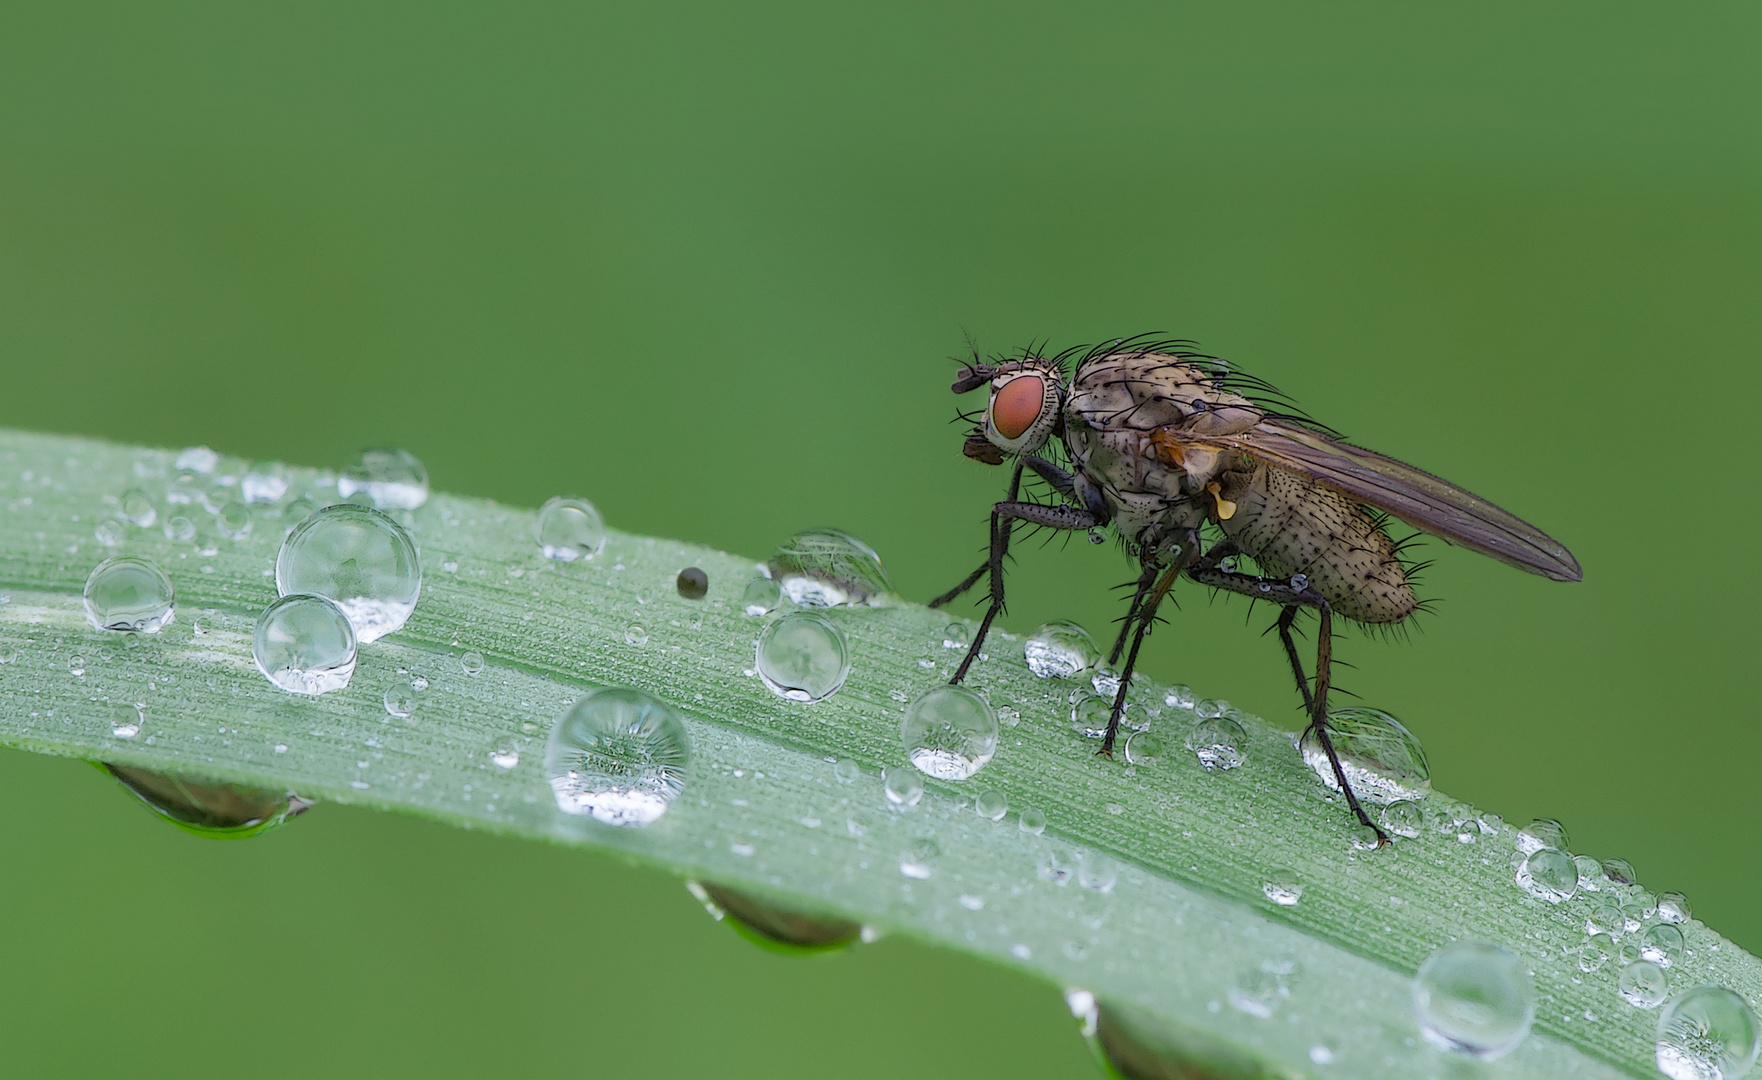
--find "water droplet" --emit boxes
[66,655,87,677]
[768,528,891,607]
[1019,807,1047,834]
[1603,858,1639,887]
[91,517,123,547]
[253,594,357,694]
[338,447,428,509]
[1163,684,1195,710]
[1628,889,1660,930]
[1299,707,1429,804]
[109,703,142,739]
[1413,941,1535,1059]
[176,446,219,474]
[687,882,862,953]
[1621,960,1670,1008]
[1516,848,1578,903]
[675,566,708,599]
[460,651,485,675]
[832,759,860,783]
[1586,900,1627,937]
[959,893,985,911]
[1658,891,1693,925]
[1576,854,1608,891]
[410,675,429,692]
[1078,851,1118,892]
[900,837,939,879]
[1516,818,1569,856]
[1091,666,1121,698]
[490,748,519,770]
[1262,869,1303,907]
[740,576,781,616]
[1193,697,1223,719]
[241,460,289,504]
[276,505,420,643]
[1380,799,1424,838]
[1070,694,1111,738]
[383,685,415,718]
[1655,986,1760,1080]
[106,764,311,839]
[996,706,1020,728]
[625,624,649,646]
[163,515,196,542]
[755,612,849,703]
[1023,621,1099,678]
[942,621,971,649]
[118,488,158,528]
[1309,1044,1337,1065]
[1579,933,1616,973]
[1124,730,1166,766]
[974,788,1008,820]
[881,767,924,809]
[535,496,606,561]
[1185,716,1246,771]
[216,499,252,539]
[545,686,690,827]
[84,556,175,633]
[1644,924,1686,966]
[1228,969,1285,1019]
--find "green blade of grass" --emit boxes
[1,428,1754,1079]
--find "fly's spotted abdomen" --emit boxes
[1215,464,1418,625]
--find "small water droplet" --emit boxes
[119,488,158,527]
[1655,985,1760,1080]
[84,556,175,634]
[1124,730,1165,766]
[941,621,971,649]
[1579,933,1616,973]
[163,515,196,542]
[1309,1044,1337,1065]
[1090,666,1121,698]
[545,686,690,827]
[974,788,1008,820]
[901,685,997,780]
[1193,698,1223,719]
[109,703,142,739]
[534,495,607,561]
[1576,854,1608,891]
[253,594,357,695]
[1018,807,1047,835]
[176,446,219,474]
[1515,818,1569,856]
[338,447,428,509]
[1077,851,1117,892]
[490,748,519,770]
[1643,924,1686,966]
[1228,968,1285,1018]
[1185,716,1246,770]
[768,528,891,607]
[93,518,125,546]
[1516,848,1578,904]
[900,837,938,879]
[1381,799,1424,838]
[958,893,985,911]
[383,685,415,718]
[410,675,429,692]
[1628,889,1660,930]
[832,759,860,783]
[674,566,708,599]
[625,624,649,646]
[282,497,316,526]
[241,460,289,504]
[1070,694,1111,738]
[1413,941,1535,1059]
[1658,891,1693,925]
[106,764,310,838]
[996,706,1020,728]
[1163,684,1195,710]
[755,612,849,703]
[882,767,924,810]
[1602,858,1639,887]
[732,577,778,618]
[216,499,252,539]
[460,651,485,675]
[1299,707,1429,804]
[1023,621,1099,678]
[1621,960,1670,1008]
[276,505,420,642]
[1262,869,1303,907]
[1010,943,1032,960]
[273,743,288,754]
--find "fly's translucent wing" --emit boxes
[1151,421,1582,582]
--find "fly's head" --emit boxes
[952,356,1066,464]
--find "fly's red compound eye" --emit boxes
[991,375,1045,441]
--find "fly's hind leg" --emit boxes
[1188,566,1390,844]
[949,500,1103,685]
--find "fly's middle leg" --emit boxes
[1098,529,1201,758]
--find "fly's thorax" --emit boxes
[1217,464,1418,625]
[1068,352,1262,435]
[1064,420,1210,548]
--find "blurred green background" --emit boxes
[2,3,1758,1076]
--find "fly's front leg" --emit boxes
[949,500,1102,685]
[1098,530,1201,758]
[1188,566,1389,844]
[931,461,1025,610]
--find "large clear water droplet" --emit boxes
[254,594,358,694]
[1413,941,1535,1059]
[687,881,862,954]
[105,764,311,838]
[536,496,606,561]
[338,447,428,509]
[1656,986,1760,1080]
[767,528,891,607]
[1023,621,1100,678]
[276,504,421,642]
[1300,707,1429,804]
[1185,716,1246,771]
[1621,960,1671,1009]
[1644,924,1687,966]
[1516,848,1578,903]
[1124,730,1166,766]
[83,556,175,634]
[901,685,998,780]
[755,613,849,703]
[545,686,690,827]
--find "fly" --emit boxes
[931,337,1581,843]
